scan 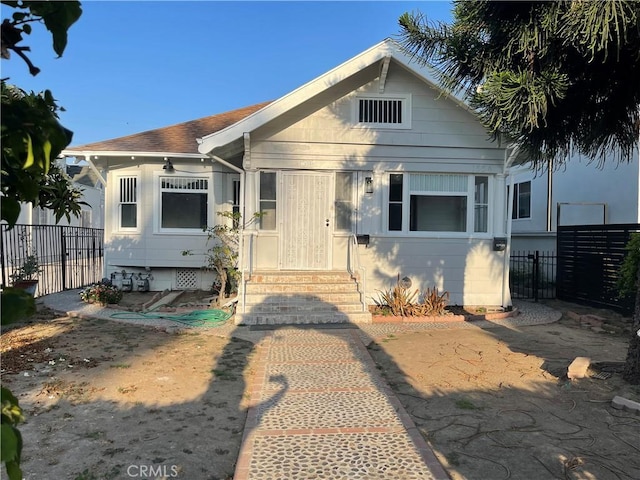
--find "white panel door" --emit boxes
[281,172,332,270]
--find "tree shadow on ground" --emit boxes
[366,302,640,480]
[4,297,639,479]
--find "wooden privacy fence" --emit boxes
[556,223,639,314]
[1,224,104,297]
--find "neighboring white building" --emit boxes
[13,161,104,229]
[65,39,519,312]
[509,148,640,252]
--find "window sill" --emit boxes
[154,229,209,235]
[382,232,494,239]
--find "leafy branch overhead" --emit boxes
[1,3,83,479]
[398,1,640,167]
[1,0,82,75]
[1,82,86,226]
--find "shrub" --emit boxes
[373,276,450,317]
[80,283,122,305]
[421,287,450,316]
[373,276,419,317]
[618,233,640,298]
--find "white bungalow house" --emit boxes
[64,39,519,325]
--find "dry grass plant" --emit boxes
[373,277,451,317]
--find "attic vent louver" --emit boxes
[355,94,410,129]
[359,98,402,124]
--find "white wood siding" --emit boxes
[358,237,507,306]
[248,63,504,173]
[103,159,237,273]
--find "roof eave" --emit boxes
[62,149,206,159]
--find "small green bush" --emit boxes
[618,233,640,297]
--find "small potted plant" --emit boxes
[10,254,41,295]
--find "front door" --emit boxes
[280,172,332,270]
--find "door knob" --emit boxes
[325,219,330,226]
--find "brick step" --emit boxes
[235,311,372,326]
[243,302,365,314]
[237,270,368,326]
[249,271,354,284]
[244,283,358,294]
[243,292,362,304]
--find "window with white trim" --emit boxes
[335,172,354,231]
[388,173,491,234]
[388,174,403,231]
[354,94,410,129]
[160,176,208,230]
[259,172,276,230]
[230,177,241,229]
[118,175,138,230]
[474,176,489,232]
[512,181,531,219]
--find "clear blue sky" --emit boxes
[2,1,453,147]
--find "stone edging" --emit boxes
[371,308,520,324]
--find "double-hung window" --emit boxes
[388,173,490,234]
[334,172,354,231]
[511,181,531,219]
[259,172,277,230]
[231,177,241,228]
[118,175,138,231]
[159,176,209,230]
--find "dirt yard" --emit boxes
[1,299,253,480]
[1,297,639,480]
[368,300,640,480]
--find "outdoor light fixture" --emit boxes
[163,159,174,172]
[365,176,373,194]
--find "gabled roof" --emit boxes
[197,38,468,155]
[64,101,271,156]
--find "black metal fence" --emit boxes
[509,250,557,301]
[557,223,639,314]
[1,224,104,296]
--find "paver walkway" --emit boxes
[233,326,449,480]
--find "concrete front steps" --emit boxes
[235,270,371,326]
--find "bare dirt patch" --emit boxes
[3,298,639,480]
[1,303,254,480]
[368,300,640,480]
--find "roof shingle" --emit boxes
[67,101,271,154]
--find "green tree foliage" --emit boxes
[398,1,640,383]
[1,2,83,479]
[183,211,262,306]
[1,83,86,225]
[618,234,640,298]
[398,1,640,168]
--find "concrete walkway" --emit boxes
[40,291,562,479]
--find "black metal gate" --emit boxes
[556,223,639,314]
[1,224,104,296]
[509,250,557,301]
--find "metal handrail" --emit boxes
[348,233,367,312]
[240,231,255,314]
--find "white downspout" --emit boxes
[502,145,520,308]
